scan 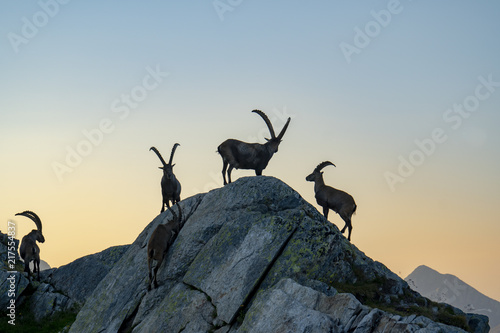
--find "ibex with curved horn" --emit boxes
[147,204,182,290]
[306,161,357,241]
[218,110,291,185]
[150,143,181,213]
[15,211,45,281]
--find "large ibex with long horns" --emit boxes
[150,143,181,213]
[15,211,45,281]
[306,161,357,241]
[218,110,291,185]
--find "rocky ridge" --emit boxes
[1,176,490,332]
[68,176,488,332]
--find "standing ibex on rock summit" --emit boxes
[15,211,45,281]
[218,110,291,185]
[306,161,357,241]
[147,204,182,290]
[150,143,181,213]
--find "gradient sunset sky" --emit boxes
[1,1,499,301]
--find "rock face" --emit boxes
[40,244,130,311]
[68,176,489,333]
[0,231,129,322]
[238,278,470,333]
[26,245,128,321]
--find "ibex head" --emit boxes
[15,210,45,243]
[252,110,291,153]
[306,161,336,182]
[150,143,180,180]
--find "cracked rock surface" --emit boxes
[65,176,488,333]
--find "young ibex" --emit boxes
[218,110,291,185]
[15,211,45,281]
[147,204,182,290]
[306,161,357,241]
[150,143,181,212]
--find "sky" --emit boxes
[1,1,499,301]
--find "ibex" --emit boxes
[306,161,357,241]
[218,110,291,185]
[150,143,181,212]
[15,211,45,281]
[147,204,182,290]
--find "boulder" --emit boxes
[29,282,70,321]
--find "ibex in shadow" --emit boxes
[150,143,181,212]
[218,110,291,185]
[15,211,45,281]
[306,161,357,241]
[147,204,182,290]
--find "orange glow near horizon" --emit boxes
[1,1,499,304]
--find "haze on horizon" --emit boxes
[1,1,499,301]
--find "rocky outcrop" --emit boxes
[67,176,488,333]
[40,244,129,311]
[0,230,129,323]
[238,278,471,333]
[27,245,130,320]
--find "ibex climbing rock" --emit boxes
[150,143,181,212]
[218,110,291,185]
[306,161,357,241]
[147,204,182,290]
[15,211,45,281]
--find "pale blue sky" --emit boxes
[1,1,500,300]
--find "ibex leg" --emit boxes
[340,215,353,241]
[36,260,40,280]
[322,206,329,219]
[222,161,228,185]
[227,165,234,184]
[152,264,160,289]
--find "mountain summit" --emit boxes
[406,265,500,331]
[2,176,490,332]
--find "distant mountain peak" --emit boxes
[406,265,500,329]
